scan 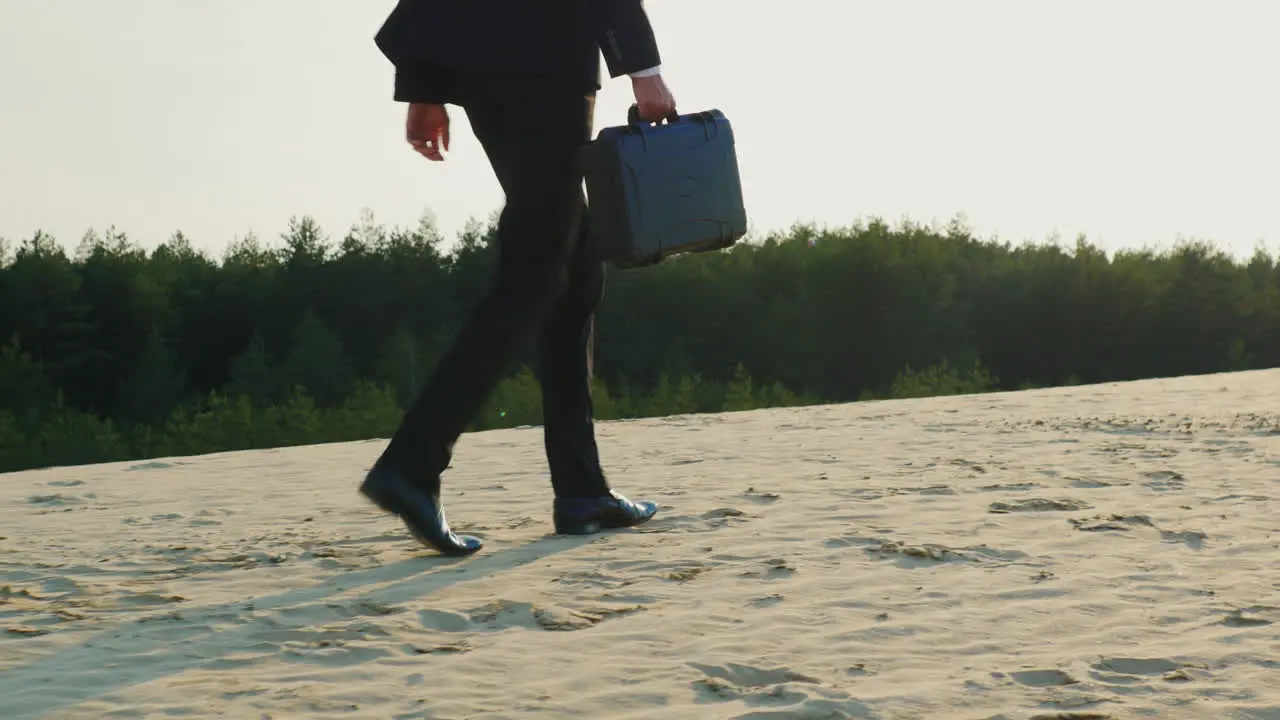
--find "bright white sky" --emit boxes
[1,0,1277,260]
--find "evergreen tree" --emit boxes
[722,363,757,412]
[116,325,187,426]
[279,307,352,406]
[226,332,278,404]
[375,326,430,408]
[0,335,56,426]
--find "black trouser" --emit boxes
[380,74,610,499]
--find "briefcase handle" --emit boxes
[626,104,681,127]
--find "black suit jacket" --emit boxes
[374,0,662,103]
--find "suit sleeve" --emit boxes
[394,64,449,104]
[597,0,662,78]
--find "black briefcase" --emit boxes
[581,105,748,269]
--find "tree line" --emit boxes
[1,210,1276,474]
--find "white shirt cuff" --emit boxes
[628,65,661,79]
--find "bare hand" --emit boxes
[631,74,676,121]
[406,103,449,161]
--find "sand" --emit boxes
[2,369,1278,719]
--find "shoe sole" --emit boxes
[554,509,658,536]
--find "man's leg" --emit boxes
[526,99,657,534]
[467,90,614,501]
[363,82,593,555]
[542,229,656,534]
[362,77,656,552]
[538,208,609,499]
[386,86,589,461]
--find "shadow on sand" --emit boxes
[3,532,598,719]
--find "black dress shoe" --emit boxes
[359,464,482,557]
[553,491,659,535]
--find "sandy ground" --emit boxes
[1,369,1278,719]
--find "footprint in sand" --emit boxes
[600,556,721,584]
[1088,656,1207,685]
[749,593,784,608]
[26,493,84,506]
[1208,493,1270,504]
[406,640,471,656]
[690,662,821,688]
[647,507,751,534]
[743,487,780,504]
[950,458,988,471]
[826,536,967,565]
[1214,605,1277,627]
[551,568,632,590]
[0,583,93,636]
[277,632,397,666]
[1141,469,1187,491]
[1159,529,1208,548]
[826,535,1032,569]
[664,563,713,582]
[978,482,1043,492]
[833,487,890,501]
[1067,476,1131,489]
[989,498,1093,513]
[1068,514,1157,533]
[1005,668,1080,687]
[865,540,971,566]
[687,662,874,717]
[738,558,796,580]
[419,599,647,634]
[1067,513,1207,548]
[530,604,646,631]
[703,508,747,517]
[889,485,956,496]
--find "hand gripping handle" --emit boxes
[627,103,680,127]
